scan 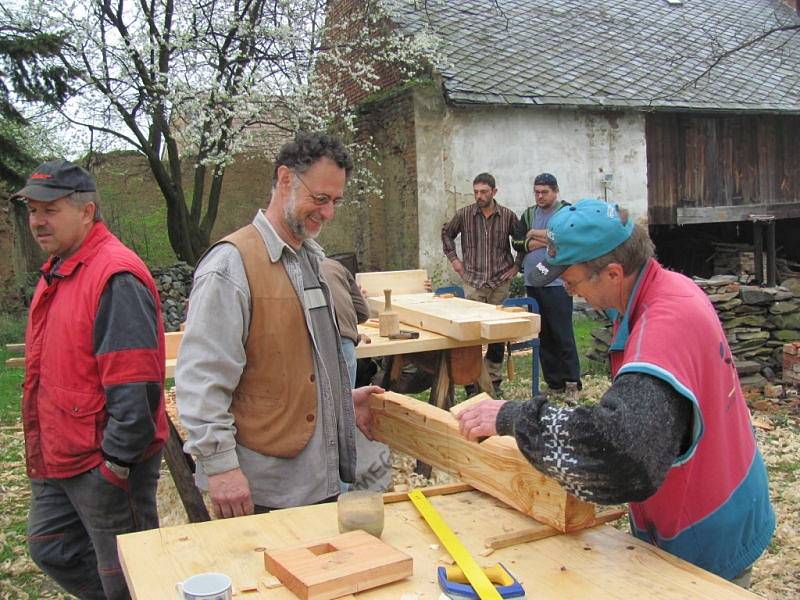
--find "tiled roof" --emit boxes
[389,0,800,112]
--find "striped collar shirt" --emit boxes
[441,201,522,289]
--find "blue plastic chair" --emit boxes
[502,297,541,396]
[434,285,465,298]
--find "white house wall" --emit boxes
[415,90,649,279]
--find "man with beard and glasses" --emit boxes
[177,132,383,518]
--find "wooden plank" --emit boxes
[355,270,428,298]
[381,482,473,504]
[117,490,761,600]
[5,343,24,354]
[264,531,413,600]
[368,392,596,532]
[164,331,183,360]
[480,318,531,340]
[677,202,800,224]
[364,293,538,342]
[4,357,25,368]
[163,417,210,523]
[483,508,627,550]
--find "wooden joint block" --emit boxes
[496,305,526,313]
[480,318,532,341]
[264,531,412,600]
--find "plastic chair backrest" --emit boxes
[434,285,465,298]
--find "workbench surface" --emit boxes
[165,318,538,377]
[117,489,758,599]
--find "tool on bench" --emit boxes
[439,564,525,599]
[388,330,420,340]
[379,289,401,337]
[409,489,524,600]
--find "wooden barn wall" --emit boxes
[646,113,800,224]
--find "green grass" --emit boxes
[573,314,610,376]
[0,312,26,346]
[0,348,24,424]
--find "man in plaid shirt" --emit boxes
[441,172,522,396]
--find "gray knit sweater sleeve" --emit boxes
[496,372,693,504]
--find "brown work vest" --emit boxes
[222,225,317,457]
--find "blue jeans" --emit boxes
[341,337,357,387]
[27,452,162,600]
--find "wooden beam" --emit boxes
[483,507,627,550]
[364,293,538,342]
[355,270,428,298]
[382,482,472,504]
[163,417,210,523]
[368,392,596,532]
[164,331,183,360]
[677,202,800,224]
[5,343,24,354]
[4,357,24,368]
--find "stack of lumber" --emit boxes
[710,242,800,283]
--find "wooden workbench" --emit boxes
[163,321,509,378]
[117,488,759,600]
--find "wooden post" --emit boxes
[766,219,777,286]
[753,220,764,285]
[163,417,210,523]
[415,350,452,478]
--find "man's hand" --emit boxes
[455,398,507,441]
[451,258,465,278]
[352,385,385,440]
[526,239,547,251]
[500,265,519,281]
[207,468,254,519]
[526,228,548,242]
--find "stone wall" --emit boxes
[151,263,194,332]
[586,276,800,387]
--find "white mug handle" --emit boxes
[175,581,185,599]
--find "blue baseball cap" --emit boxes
[528,199,635,287]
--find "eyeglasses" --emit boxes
[562,267,605,295]
[294,171,344,208]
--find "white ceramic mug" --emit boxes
[175,572,233,600]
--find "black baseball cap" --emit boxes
[534,173,558,188]
[12,159,96,203]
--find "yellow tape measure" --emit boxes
[408,489,502,600]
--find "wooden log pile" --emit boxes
[585,274,800,388]
[710,242,800,282]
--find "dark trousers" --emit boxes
[526,285,581,390]
[27,452,162,600]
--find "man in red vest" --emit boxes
[456,199,774,586]
[14,159,168,599]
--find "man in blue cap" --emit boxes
[455,199,774,586]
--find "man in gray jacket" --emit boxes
[177,132,382,518]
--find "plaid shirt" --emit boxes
[441,201,522,289]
